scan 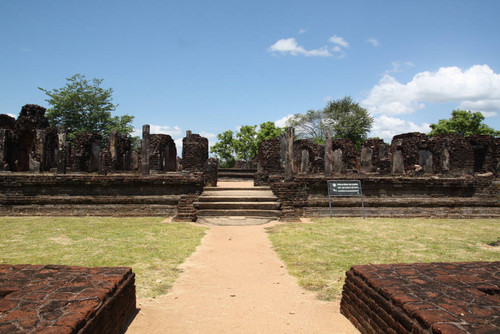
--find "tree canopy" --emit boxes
[286,96,373,147]
[211,122,284,168]
[39,74,134,140]
[429,109,499,137]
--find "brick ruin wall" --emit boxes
[341,261,500,334]
[257,132,499,181]
[0,105,210,175]
[0,173,204,217]
[0,264,136,334]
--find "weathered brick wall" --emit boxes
[467,134,498,173]
[0,173,204,216]
[341,262,500,334]
[293,139,324,174]
[0,264,136,334]
[70,132,102,172]
[182,133,208,172]
[361,139,390,174]
[266,175,499,219]
[332,138,360,172]
[427,134,474,175]
[149,134,177,172]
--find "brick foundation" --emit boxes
[341,262,500,334]
[0,173,203,216]
[0,264,136,333]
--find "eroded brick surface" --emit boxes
[341,262,500,334]
[0,264,136,333]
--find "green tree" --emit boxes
[286,96,373,147]
[324,96,373,147]
[286,109,329,142]
[234,125,258,165]
[39,74,134,140]
[429,109,500,137]
[210,130,236,168]
[256,121,285,143]
[211,122,284,168]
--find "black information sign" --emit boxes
[327,180,365,218]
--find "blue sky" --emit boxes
[1,0,499,149]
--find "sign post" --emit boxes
[327,180,365,219]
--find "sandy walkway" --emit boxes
[126,221,358,333]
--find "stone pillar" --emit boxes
[300,149,309,173]
[90,137,101,172]
[284,127,294,181]
[0,129,6,170]
[333,149,343,174]
[360,147,373,173]
[57,126,67,174]
[324,135,333,177]
[141,125,150,175]
[418,150,433,174]
[109,131,118,171]
[392,150,404,174]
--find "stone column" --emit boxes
[324,135,333,177]
[360,146,373,173]
[0,129,6,170]
[141,125,150,175]
[57,126,67,174]
[391,150,404,174]
[300,149,309,173]
[90,137,101,172]
[109,131,118,171]
[284,127,294,181]
[333,149,343,174]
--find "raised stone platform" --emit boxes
[341,262,500,334]
[0,264,136,333]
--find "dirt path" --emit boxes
[126,221,358,333]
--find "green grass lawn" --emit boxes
[0,217,207,298]
[267,218,500,301]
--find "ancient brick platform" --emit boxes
[341,262,500,334]
[0,264,136,333]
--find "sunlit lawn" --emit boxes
[0,217,207,298]
[267,218,500,301]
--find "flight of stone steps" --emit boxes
[194,185,282,224]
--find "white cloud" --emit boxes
[275,114,293,128]
[298,28,306,34]
[132,124,183,138]
[370,115,431,143]
[329,35,349,48]
[367,38,379,47]
[362,64,500,116]
[388,61,414,73]
[7,113,16,119]
[268,38,331,57]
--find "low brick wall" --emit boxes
[341,262,500,334]
[267,175,500,219]
[0,173,204,216]
[0,264,136,333]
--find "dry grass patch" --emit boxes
[267,218,500,301]
[0,217,207,298]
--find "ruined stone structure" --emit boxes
[257,131,499,182]
[341,261,500,333]
[182,131,209,172]
[256,130,500,220]
[0,105,212,176]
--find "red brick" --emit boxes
[0,299,18,312]
[431,322,467,334]
[2,308,38,321]
[34,326,74,334]
[414,309,460,328]
[55,312,86,330]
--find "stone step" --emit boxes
[217,172,255,178]
[203,186,271,191]
[197,196,278,203]
[194,201,281,210]
[197,209,281,218]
